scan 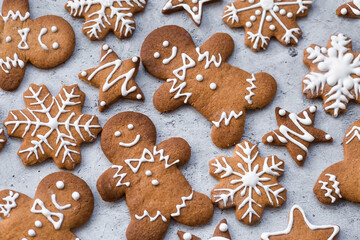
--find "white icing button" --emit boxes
[210,83,217,90]
[163,41,169,47]
[6,36,11,43]
[114,131,121,137]
[154,52,160,59]
[246,21,252,28]
[152,180,159,186]
[279,109,286,116]
[145,170,152,176]
[72,192,80,201]
[192,6,198,12]
[255,10,261,15]
[128,124,134,130]
[280,9,286,15]
[273,5,279,12]
[56,181,65,190]
[309,106,316,113]
[250,15,256,21]
[132,57,138,62]
[183,232,192,240]
[28,229,36,237]
[136,94,142,100]
[35,220,42,228]
[81,71,87,77]
[51,26,58,32]
[219,223,228,232]
[287,12,293,18]
[196,74,204,81]
[103,44,109,51]
[267,136,274,143]
[269,25,276,31]
[341,8,348,15]
[297,155,304,161]
[100,101,106,107]
[52,42,59,49]
[325,134,331,140]
[266,15,273,22]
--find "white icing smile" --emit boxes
[51,194,71,210]
[119,134,141,147]
[162,46,178,64]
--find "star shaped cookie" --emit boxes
[262,106,332,166]
[337,0,360,18]
[178,219,232,240]
[261,205,340,240]
[162,0,218,26]
[79,44,144,112]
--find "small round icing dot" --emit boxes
[287,12,293,18]
[132,57,138,62]
[103,44,109,51]
[136,94,142,100]
[192,0,198,3]
[321,47,328,54]
[249,0,255,3]
[325,134,331,140]
[81,71,87,77]
[210,83,217,90]
[114,131,121,137]
[273,5,279,12]
[183,232,192,240]
[219,223,228,232]
[341,8,348,15]
[266,15,273,22]
[309,106,316,113]
[22,238,28,240]
[267,136,274,143]
[100,101,106,107]
[35,220,42,228]
[250,15,256,21]
[56,181,65,190]
[192,6,198,12]
[145,170,152,176]
[6,36,11,43]
[255,10,261,15]
[72,192,80,201]
[163,41,169,47]
[297,155,304,161]
[196,74,204,81]
[246,21,252,28]
[51,26,58,32]
[152,180,159,186]
[28,229,36,237]
[128,124,134,130]
[52,42,59,49]
[279,109,286,116]
[154,52,160,59]
[269,25,276,31]
[280,9,286,15]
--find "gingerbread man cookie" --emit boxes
[0,128,6,151]
[337,0,360,17]
[3,84,102,170]
[65,0,147,40]
[162,0,218,26]
[262,106,332,166]
[222,0,312,51]
[178,219,232,240]
[314,120,360,205]
[97,112,213,240]
[210,140,286,225]
[302,33,360,117]
[261,205,340,240]
[141,25,277,148]
[0,172,94,240]
[79,44,144,112]
[0,0,75,91]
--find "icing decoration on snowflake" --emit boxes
[210,140,286,225]
[141,25,277,148]
[0,172,94,240]
[223,0,312,51]
[97,112,213,240]
[79,44,144,112]
[262,106,332,166]
[0,0,75,91]
[3,84,102,170]
[314,119,360,205]
[302,34,360,117]
[0,128,6,151]
[337,0,360,18]
[65,0,147,40]
[261,205,340,240]
[162,0,218,26]
[178,219,232,240]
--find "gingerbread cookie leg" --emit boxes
[126,216,170,240]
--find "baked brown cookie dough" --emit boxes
[0,128,6,151]
[178,219,232,240]
[337,0,360,18]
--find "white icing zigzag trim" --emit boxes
[0,191,19,217]
[167,78,192,104]
[196,47,222,69]
[2,10,30,22]
[170,191,193,217]
[0,54,25,74]
[345,126,360,144]
[153,146,180,169]
[112,165,130,187]
[245,74,257,104]
[212,110,243,128]
[135,210,167,222]
[318,174,342,203]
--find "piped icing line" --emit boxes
[18,28,30,50]
[51,194,72,210]
[31,199,64,230]
[167,78,192,103]
[212,110,243,128]
[0,54,25,74]
[318,174,342,203]
[348,0,360,15]
[112,165,130,187]
[245,74,257,104]
[153,146,180,168]
[38,28,50,50]
[345,126,360,144]
[119,134,140,147]
[1,10,30,22]
[170,191,193,217]
[163,46,178,65]
[196,47,222,69]
[0,191,19,217]
[135,210,167,222]
[260,205,340,240]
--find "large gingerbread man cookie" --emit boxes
[141,25,277,148]
[97,112,214,240]
[313,120,360,205]
[0,172,94,240]
[0,0,75,91]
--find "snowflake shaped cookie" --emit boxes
[337,0,360,18]
[0,129,6,151]
[3,84,102,170]
[178,219,232,240]
[79,44,144,112]
[210,140,286,225]
[223,0,312,51]
[65,0,147,40]
[302,34,360,117]
[262,106,332,166]
[261,205,340,240]
[162,0,218,26]
[314,119,360,205]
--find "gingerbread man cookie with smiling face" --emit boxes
[97,112,213,240]
[0,172,94,240]
[141,25,277,148]
[337,0,360,18]
[0,0,75,91]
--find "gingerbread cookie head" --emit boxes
[302,33,360,117]
[178,219,232,240]
[314,120,360,205]
[337,1,360,18]
[0,0,75,91]
[141,25,277,148]
[65,0,148,40]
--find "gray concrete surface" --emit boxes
[0,0,359,239]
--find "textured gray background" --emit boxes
[0,0,359,239]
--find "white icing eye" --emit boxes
[151,180,159,186]
[196,74,203,81]
[210,83,217,90]
[183,232,192,240]
[136,94,142,100]
[72,192,80,201]
[52,42,59,49]
[35,220,42,228]
[278,109,286,116]
[297,155,304,161]
[162,41,169,47]
[51,26,58,32]
[145,170,152,176]
[219,223,228,232]
[267,136,274,143]
[132,57,138,62]
[28,229,36,237]
[154,52,160,59]
[100,101,106,107]
[128,124,134,130]
[56,181,65,190]
[6,36,11,43]
[103,44,109,51]
[114,131,121,137]
[81,71,87,77]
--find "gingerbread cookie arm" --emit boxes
[156,138,191,167]
[153,83,189,112]
[245,72,277,109]
[199,33,235,61]
[126,216,170,240]
[97,166,130,202]
[0,190,30,219]
[2,0,29,15]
